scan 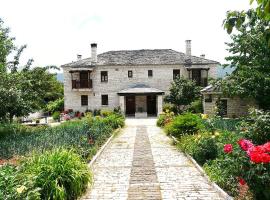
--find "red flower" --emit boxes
[224,144,233,153]
[263,142,270,153]
[249,145,270,164]
[238,139,254,151]
[239,178,246,185]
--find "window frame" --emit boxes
[148,70,153,77]
[101,94,109,106]
[173,69,180,80]
[81,95,88,106]
[128,70,133,78]
[101,71,108,82]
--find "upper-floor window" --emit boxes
[81,95,88,106]
[101,71,108,82]
[101,95,108,106]
[148,70,153,77]
[173,69,180,80]
[128,70,133,78]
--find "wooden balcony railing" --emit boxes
[72,79,93,89]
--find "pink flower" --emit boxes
[238,139,254,151]
[224,144,233,153]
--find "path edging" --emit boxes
[171,136,233,200]
[88,128,121,167]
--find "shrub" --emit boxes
[45,98,64,113]
[187,99,203,114]
[165,113,204,139]
[93,109,101,116]
[20,149,92,200]
[204,116,242,132]
[240,109,270,145]
[162,103,178,114]
[52,111,60,121]
[0,164,41,200]
[177,133,218,165]
[103,114,125,129]
[100,109,113,117]
[157,110,174,127]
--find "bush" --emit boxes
[103,114,125,129]
[157,110,174,127]
[162,103,178,114]
[240,109,270,145]
[188,99,203,114]
[93,109,101,116]
[20,149,92,200]
[45,98,64,113]
[52,111,60,121]
[204,116,242,132]
[177,133,218,165]
[100,109,113,117]
[165,113,204,139]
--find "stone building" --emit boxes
[201,85,258,118]
[61,41,219,117]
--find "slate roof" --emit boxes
[62,49,219,68]
[118,84,164,95]
[200,84,222,94]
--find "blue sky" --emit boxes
[0,0,251,68]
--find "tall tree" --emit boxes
[222,9,270,110]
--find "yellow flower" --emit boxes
[201,114,208,119]
[211,135,216,139]
[197,134,201,138]
[16,185,27,194]
[214,131,220,136]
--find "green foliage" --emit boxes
[203,117,242,132]
[165,113,204,139]
[187,99,203,114]
[0,164,41,200]
[52,111,61,121]
[223,9,270,110]
[100,109,113,117]
[240,109,270,144]
[45,98,64,113]
[162,103,178,114]
[102,113,125,129]
[20,149,91,200]
[156,110,174,127]
[165,77,200,113]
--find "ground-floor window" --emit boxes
[81,95,88,106]
[101,95,108,106]
[216,99,227,117]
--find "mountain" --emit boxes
[56,73,64,82]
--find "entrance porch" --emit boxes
[118,85,164,117]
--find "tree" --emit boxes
[0,18,63,122]
[165,77,200,113]
[222,9,270,110]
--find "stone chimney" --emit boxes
[200,54,205,58]
[185,40,191,57]
[77,54,82,60]
[91,43,97,62]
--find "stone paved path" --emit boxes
[83,118,225,200]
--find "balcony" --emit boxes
[72,79,93,91]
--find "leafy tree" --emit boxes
[0,18,63,122]
[165,77,200,113]
[222,9,270,110]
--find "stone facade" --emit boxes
[63,64,218,113]
[202,94,258,118]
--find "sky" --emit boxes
[0,0,251,68]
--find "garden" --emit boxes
[0,110,125,200]
[157,108,270,200]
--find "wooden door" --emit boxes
[147,95,157,116]
[126,96,135,115]
[80,71,89,88]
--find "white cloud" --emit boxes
[0,0,251,67]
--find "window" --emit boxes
[101,95,108,106]
[101,71,108,82]
[128,70,133,78]
[217,99,228,117]
[173,69,180,80]
[148,70,153,77]
[81,95,88,106]
[204,94,212,103]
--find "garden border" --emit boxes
[171,136,233,200]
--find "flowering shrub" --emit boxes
[223,139,270,199]
[156,110,174,127]
[224,144,233,153]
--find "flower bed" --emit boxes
[0,112,125,199]
[165,110,270,199]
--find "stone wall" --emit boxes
[203,94,258,118]
[63,64,218,112]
